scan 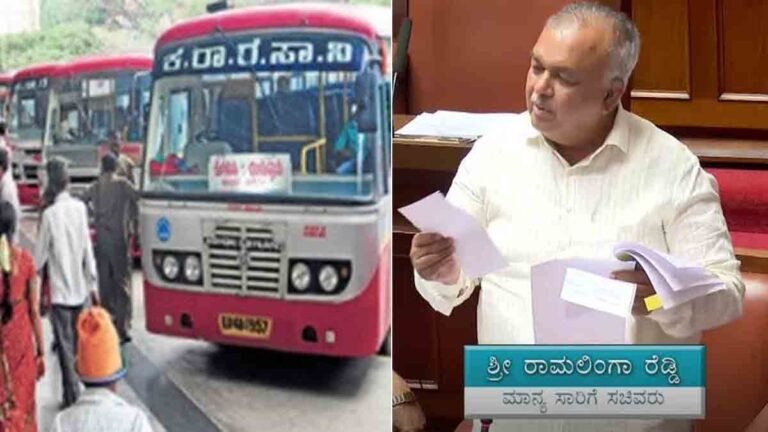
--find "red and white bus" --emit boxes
[43,55,153,194]
[7,63,60,206]
[141,4,391,357]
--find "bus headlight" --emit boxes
[291,262,311,291]
[184,255,202,283]
[288,259,352,295]
[162,255,180,280]
[318,265,339,293]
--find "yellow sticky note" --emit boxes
[644,294,662,312]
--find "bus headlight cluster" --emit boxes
[153,251,204,285]
[288,260,351,295]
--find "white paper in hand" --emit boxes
[531,259,634,344]
[398,192,506,278]
[560,268,636,318]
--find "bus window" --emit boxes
[131,72,152,141]
[218,97,251,153]
[116,93,130,139]
[64,109,80,133]
[82,78,115,141]
[168,90,189,155]
[20,98,36,127]
[353,63,381,133]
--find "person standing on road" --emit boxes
[0,200,45,431]
[83,154,138,344]
[34,158,99,408]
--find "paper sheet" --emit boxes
[397,192,506,278]
[560,268,636,318]
[531,259,636,344]
[395,110,516,139]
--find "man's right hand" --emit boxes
[409,233,460,285]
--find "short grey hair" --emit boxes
[546,2,641,84]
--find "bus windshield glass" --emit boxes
[144,31,383,203]
[49,72,148,146]
[9,78,49,142]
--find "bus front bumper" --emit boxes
[143,251,390,357]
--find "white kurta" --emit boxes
[51,388,154,432]
[414,107,744,432]
[34,191,98,306]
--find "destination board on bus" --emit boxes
[155,32,367,77]
[208,153,292,194]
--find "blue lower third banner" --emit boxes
[464,345,705,419]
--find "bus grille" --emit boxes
[205,224,282,293]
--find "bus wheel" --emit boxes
[378,328,391,356]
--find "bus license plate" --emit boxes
[218,313,272,339]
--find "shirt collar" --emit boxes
[77,387,127,406]
[54,191,72,203]
[525,105,630,154]
[602,104,630,153]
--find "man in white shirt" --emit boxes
[0,147,21,243]
[52,306,153,432]
[34,157,99,408]
[409,3,744,432]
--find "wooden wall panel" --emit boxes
[392,165,479,431]
[631,0,690,99]
[718,0,768,100]
[632,0,768,130]
[408,0,583,113]
[393,0,409,113]
[392,230,440,388]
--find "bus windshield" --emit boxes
[49,72,149,146]
[144,31,384,203]
[9,78,49,142]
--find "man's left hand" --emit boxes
[611,265,656,316]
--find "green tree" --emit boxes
[0,23,105,71]
[41,0,108,27]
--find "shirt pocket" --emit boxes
[566,208,668,260]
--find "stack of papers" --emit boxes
[395,110,516,140]
[397,191,506,278]
[531,243,726,343]
[613,242,726,309]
